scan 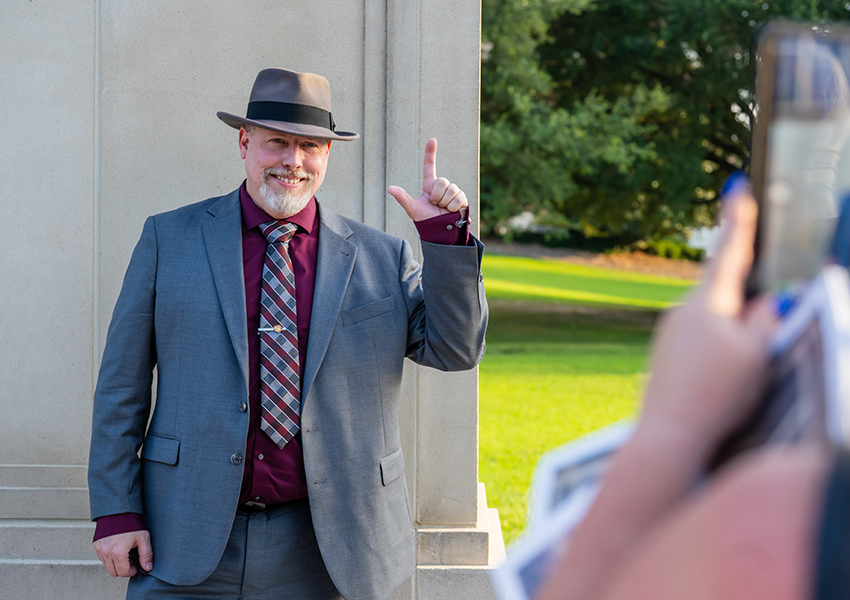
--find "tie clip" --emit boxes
[258,325,285,333]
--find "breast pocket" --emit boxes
[342,295,395,327]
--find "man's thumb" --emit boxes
[387,185,415,218]
[137,534,154,571]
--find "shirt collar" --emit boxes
[239,180,317,234]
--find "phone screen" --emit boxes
[752,23,850,291]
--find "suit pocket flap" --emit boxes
[380,448,405,486]
[141,434,180,465]
[342,296,395,327]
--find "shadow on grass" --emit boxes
[485,300,660,375]
[483,255,693,310]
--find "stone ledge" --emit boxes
[0,560,127,600]
[417,525,490,565]
[417,565,505,600]
[0,465,88,488]
[0,484,507,599]
[416,482,504,567]
[0,487,89,519]
[0,519,95,560]
[413,485,508,600]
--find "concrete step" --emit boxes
[0,465,90,519]
[0,479,507,600]
[418,564,505,600]
[416,482,506,567]
[0,465,87,488]
[0,519,96,560]
[417,524,490,566]
[415,485,507,599]
[0,486,89,519]
[0,560,127,600]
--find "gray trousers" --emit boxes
[126,498,342,600]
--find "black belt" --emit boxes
[238,501,270,512]
[237,497,306,514]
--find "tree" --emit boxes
[480,0,668,242]
[481,0,850,247]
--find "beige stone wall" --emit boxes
[0,1,503,598]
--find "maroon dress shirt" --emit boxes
[94,183,469,541]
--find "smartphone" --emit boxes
[749,21,850,293]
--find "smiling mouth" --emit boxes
[273,173,302,185]
[266,169,312,187]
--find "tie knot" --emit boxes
[260,221,298,245]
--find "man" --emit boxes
[88,68,487,600]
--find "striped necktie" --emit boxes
[258,221,300,448]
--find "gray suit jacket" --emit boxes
[87,188,488,600]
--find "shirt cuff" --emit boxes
[93,513,147,542]
[415,210,470,246]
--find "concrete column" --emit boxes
[0,1,504,598]
[0,1,125,596]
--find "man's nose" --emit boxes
[280,145,303,169]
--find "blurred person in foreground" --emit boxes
[537,176,849,600]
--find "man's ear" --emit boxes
[238,127,250,159]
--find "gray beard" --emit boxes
[259,170,313,218]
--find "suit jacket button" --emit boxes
[239,401,247,412]
[231,454,243,465]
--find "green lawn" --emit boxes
[479,254,697,544]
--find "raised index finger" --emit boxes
[422,138,438,182]
[705,190,757,317]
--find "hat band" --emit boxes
[246,101,336,132]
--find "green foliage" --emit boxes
[481,0,669,233]
[481,0,850,244]
[639,238,706,261]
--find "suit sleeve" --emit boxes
[88,216,159,521]
[400,235,488,370]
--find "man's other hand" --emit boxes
[93,530,153,577]
[388,138,469,221]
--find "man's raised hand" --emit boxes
[387,138,468,222]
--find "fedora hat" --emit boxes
[217,68,359,141]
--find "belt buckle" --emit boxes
[243,501,266,510]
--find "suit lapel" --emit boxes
[302,204,356,402]
[202,189,250,389]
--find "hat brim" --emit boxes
[217,111,359,141]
